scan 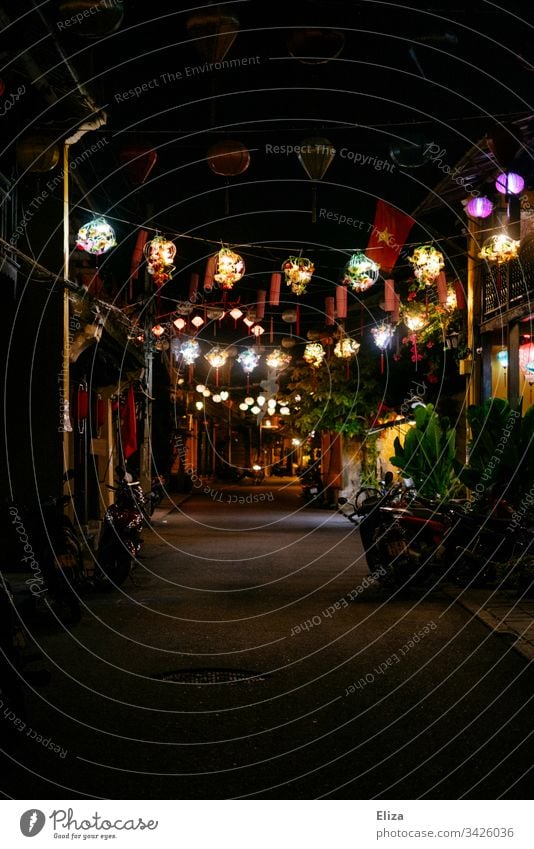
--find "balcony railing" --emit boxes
[481,238,534,320]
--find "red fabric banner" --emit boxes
[366,200,415,274]
[120,386,137,459]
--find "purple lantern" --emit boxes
[495,172,525,195]
[466,196,494,219]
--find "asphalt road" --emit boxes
[2,480,533,799]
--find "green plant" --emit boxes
[457,398,534,506]
[390,403,458,500]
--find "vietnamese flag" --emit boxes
[120,386,138,459]
[366,200,415,274]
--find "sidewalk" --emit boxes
[444,586,534,661]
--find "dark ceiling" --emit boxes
[1,0,533,319]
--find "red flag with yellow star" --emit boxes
[366,200,414,274]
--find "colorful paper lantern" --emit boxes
[180,339,201,364]
[266,349,292,370]
[466,196,494,219]
[282,256,315,295]
[342,251,380,292]
[371,322,394,374]
[237,348,260,374]
[495,172,525,195]
[76,217,116,255]
[303,342,325,368]
[334,337,360,359]
[213,247,245,289]
[479,234,520,264]
[144,235,176,288]
[408,245,444,286]
[205,346,228,370]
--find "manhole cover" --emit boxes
[152,668,269,684]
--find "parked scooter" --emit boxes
[144,474,166,516]
[299,465,324,506]
[95,481,145,589]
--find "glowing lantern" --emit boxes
[144,235,176,288]
[496,172,525,195]
[205,346,228,370]
[151,324,165,337]
[244,396,255,406]
[191,315,205,329]
[181,339,200,365]
[251,325,265,337]
[213,395,222,403]
[334,337,360,358]
[173,317,187,331]
[466,196,494,219]
[205,345,228,385]
[213,247,245,289]
[237,348,260,374]
[76,217,116,255]
[408,245,444,286]
[16,135,60,173]
[303,342,325,368]
[496,349,509,369]
[371,322,394,374]
[220,391,229,401]
[282,256,315,295]
[519,343,534,384]
[229,307,243,321]
[239,403,248,411]
[479,234,520,264]
[403,308,426,333]
[266,349,292,370]
[342,252,380,292]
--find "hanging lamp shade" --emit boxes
[237,348,260,374]
[479,234,520,264]
[76,217,116,255]
[58,1,124,36]
[466,196,494,219]
[119,145,157,186]
[207,140,250,176]
[342,251,380,292]
[408,245,444,286]
[266,349,292,370]
[297,137,336,181]
[180,339,201,364]
[16,135,60,173]
[303,342,326,368]
[520,343,534,383]
[213,247,245,289]
[282,256,315,295]
[495,172,525,195]
[334,337,360,359]
[205,346,228,369]
[144,235,176,287]
[185,12,239,62]
[286,28,345,64]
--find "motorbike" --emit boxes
[299,465,324,506]
[95,481,145,590]
[144,474,166,516]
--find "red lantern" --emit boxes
[119,145,157,186]
[207,140,250,177]
[270,272,281,306]
[186,12,239,63]
[336,284,347,320]
[325,296,335,326]
[256,290,266,321]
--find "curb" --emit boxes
[443,586,534,662]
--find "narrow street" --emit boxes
[5,481,534,800]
